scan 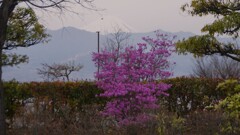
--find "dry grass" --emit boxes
[6,100,239,135]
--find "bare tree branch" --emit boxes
[105,28,131,52]
[192,55,240,79]
[37,61,83,81]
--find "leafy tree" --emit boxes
[0,0,95,134]
[176,2,240,132]
[92,32,175,127]
[37,61,83,81]
[176,0,240,62]
[0,7,49,134]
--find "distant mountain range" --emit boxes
[3,27,196,82]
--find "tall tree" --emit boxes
[0,7,49,134]
[176,0,240,62]
[0,1,95,134]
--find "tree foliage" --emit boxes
[177,0,240,62]
[216,79,240,134]
[3,7,49,66]
[92,32,175,126]
[6,7,49,50]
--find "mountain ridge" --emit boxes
[3,27,195,82]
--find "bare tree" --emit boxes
[105,28,131,52]
[37,61,83,82]
[192,56,240,79]
[104,28,131,63]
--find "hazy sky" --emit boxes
[37,0,215,34]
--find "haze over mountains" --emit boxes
[3,26,196,82]
[82,15,135,34]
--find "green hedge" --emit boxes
[3,81,105,119]
[4,77,227,119]
[161,77,225,116]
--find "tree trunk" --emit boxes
[0,14,6,134]
[0,16,6,135]
[0,58,5,135]
[0,8,6,135]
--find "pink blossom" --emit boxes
[92,31,175,126]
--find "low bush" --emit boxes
[215,79,240,134]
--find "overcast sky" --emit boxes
[37,0,215,34]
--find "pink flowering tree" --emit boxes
[92,31,175,126]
